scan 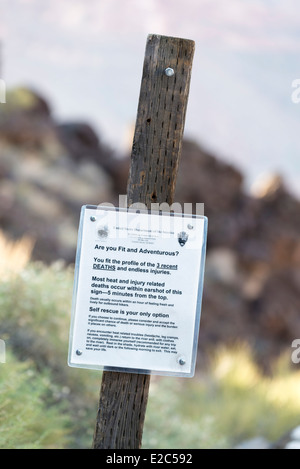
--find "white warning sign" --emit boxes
[68,205,207,377]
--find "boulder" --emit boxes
[0,87,115,262]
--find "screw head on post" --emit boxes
[165,67,175,77]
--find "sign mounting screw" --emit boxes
[76,349,83,356]
[90,216,96,222]
[165,67,175,77]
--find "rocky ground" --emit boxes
[0,86,299,371]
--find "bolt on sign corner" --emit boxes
[68,205,207,378]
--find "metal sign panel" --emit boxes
[68,205,207,377]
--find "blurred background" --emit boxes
[0,0,300,450]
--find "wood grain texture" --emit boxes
[93,371,150,449]
[93,34,194,450]
[127,34,195,208]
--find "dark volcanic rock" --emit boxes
[0,87,116,262]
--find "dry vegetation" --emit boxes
[0,231,299,448]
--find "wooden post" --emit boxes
[92,34,195,450]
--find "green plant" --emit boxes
[0,260,100,449]
[0,351,69,449]
[1,256,299,449]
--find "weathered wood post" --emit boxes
[92,34,195,450]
